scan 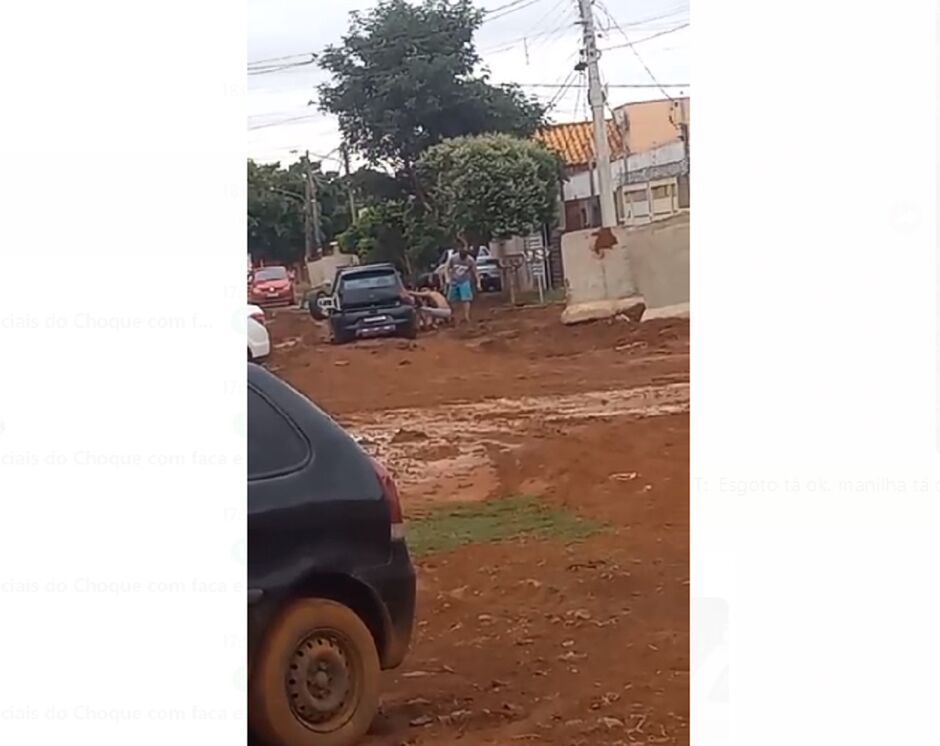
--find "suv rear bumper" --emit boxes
[331,306,416,340]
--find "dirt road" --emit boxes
[266,301,689,745]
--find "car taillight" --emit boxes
[251,312,266,326]
[369,456,405,540]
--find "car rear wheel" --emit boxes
[249,599,380,746]
[309,291,329,321]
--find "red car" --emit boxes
[248,265,295,307]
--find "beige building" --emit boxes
[536,96,690,231]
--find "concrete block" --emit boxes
[641,302,690,321]
[561,296,646,325]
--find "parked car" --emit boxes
[322,263,418,344]
[247,305,270,361]
[476,256,503,292]
[248,363,416,746]
[249,265,296,307]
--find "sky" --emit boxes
[247,0,690,167]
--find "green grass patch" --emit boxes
[406,495,605,557]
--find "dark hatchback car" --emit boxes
[248,363,416,746]
[326,263,417,344]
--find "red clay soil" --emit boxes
[265,303,689,415]
[260,302,689,745]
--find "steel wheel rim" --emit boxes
[286,629,361,732]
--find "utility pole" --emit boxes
[341,143,357,223]
[303,150,322,258]
[301,151,314,261]
[577,0,616,227]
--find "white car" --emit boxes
[247,305,270,361]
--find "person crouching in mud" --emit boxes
[410,287,452,330]
[445,247,479,325]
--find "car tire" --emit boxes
[309,291,329,321]
[401,316,418,340]
[249,598,381,746]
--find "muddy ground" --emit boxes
[265,300,689,745]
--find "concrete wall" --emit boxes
[306,253,359,288]
[560,212,689,317]
[561,226,639,305]
[625,213,689,309]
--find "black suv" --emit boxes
[327,263,417,344]
[248,364,416,746]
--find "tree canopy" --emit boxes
[417,133,562,245]
[247,159,352,264]
[317,0,545,170]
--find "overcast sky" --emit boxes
[247,0,689,166]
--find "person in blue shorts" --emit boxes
[445,247,479,325]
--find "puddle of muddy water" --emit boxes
[342,384,689,508]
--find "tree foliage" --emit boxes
[418,133,562,244]
[338,197,447,275]
[247,159,353,264]
[317,0,545,170]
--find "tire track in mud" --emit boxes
[340,383,689,508]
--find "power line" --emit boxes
[248,56,316,76]
[599,22,689,53]
[248,113,326,131]
[248,51,316,67]
[483,0,543,19]
[603,5,689,31]
[480,0,571,55]
[519,82,689,89]
[595,1,682,100]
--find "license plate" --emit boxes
[364,316,387,323]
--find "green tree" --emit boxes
[318,0,545,174]
[247,159,353,264]
[417,133,563,245]
[338,198,447,276]
[247,160,305,264]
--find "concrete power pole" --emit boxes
[301,151,314,261]
[577,0,616,227]
[341,143,357,223]
[303,151,322,258]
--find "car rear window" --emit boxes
[340,271,399,292]
[254,267,288,281]
[248,388,311,480]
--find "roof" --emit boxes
[339,262,397,275]
[536,120,625,168]
[538,96,689,168]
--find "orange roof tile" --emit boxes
[536,120,625,168]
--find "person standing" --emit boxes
[445,247,478,325]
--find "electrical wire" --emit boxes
[248,113,325,131]
[248,56,316,76]
[248,51,316,67]
[595,0,683,100]
[544,67,579,113]
[518,81,689,89]
[599,23,689,53]
[483,0,544,20]
[480,0,570,55]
